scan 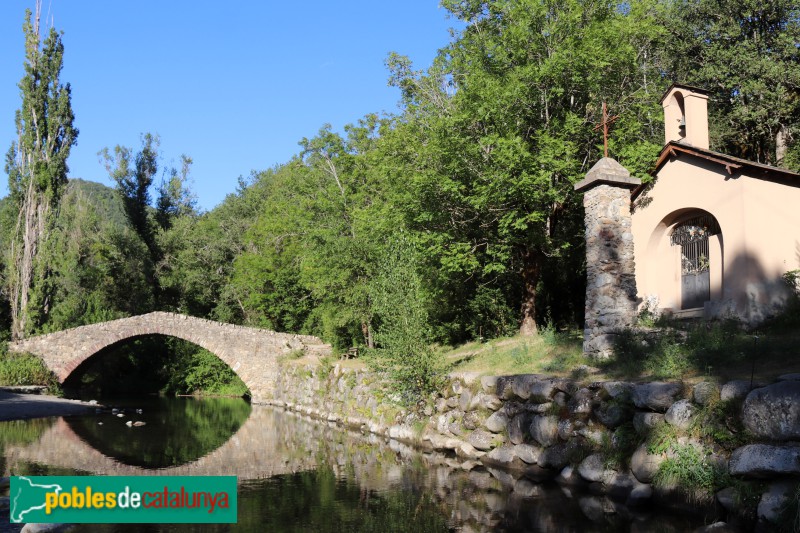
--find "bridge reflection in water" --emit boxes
[1,404,709,531]
[5,405,330,479]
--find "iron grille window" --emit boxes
[670,215,720,275]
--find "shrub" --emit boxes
[645,341,691,378]
[600,422,638,469]
[368,234,444,404]
[466,286,518,339]
[167,348,249,397]
[0,351,60,392]
[609,329,690,379]
[689,398,748,451]
[646,421,680,455]
[783,269,800,294]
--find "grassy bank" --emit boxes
[443,326,587,377]
[291,310,800,388]
[437,311,800,384]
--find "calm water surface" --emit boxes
[0,397,709,532]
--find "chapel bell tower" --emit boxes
[661,84,710,149]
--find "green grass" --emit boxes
[284,299,800,387]
[442,327,587,377]
[652,443,730,505]
[440,306,800,384]
[603,314,800,382]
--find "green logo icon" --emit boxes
[10,476,237,523]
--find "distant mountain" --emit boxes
[64,178,129,230]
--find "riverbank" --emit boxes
[265,360,800,532]
[0,389,96,421]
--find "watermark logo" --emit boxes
[10,476,237,523]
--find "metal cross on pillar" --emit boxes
[593,102,620,158]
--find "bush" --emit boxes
[646,421,680,455]
[690,398,748,451]
[0,351,60,392]
[783,269,800,294]
[466,287,518,339]
[368,234,444,404]
[599,422,638,469]
[609,329,691,379]
[164,348,249,397]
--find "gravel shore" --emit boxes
[0,390,95,421]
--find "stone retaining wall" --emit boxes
[265,363,800,532]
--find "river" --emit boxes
[0,397,709,531]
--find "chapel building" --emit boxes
[630,84,800,324]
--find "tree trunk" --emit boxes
[362,320,374,349]
[519,249,541,336]
[776,124,788,166]
[9,181,50,341]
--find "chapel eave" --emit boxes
[631,141,800,200]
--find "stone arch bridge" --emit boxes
[8,312,331,402]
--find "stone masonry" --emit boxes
[574,158,641,357]
[8,311,331,402]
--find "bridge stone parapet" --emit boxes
[8,312,331,402]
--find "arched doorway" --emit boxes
[670,214,721,309]
[641,208,724,314]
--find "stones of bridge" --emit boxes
[574,158,641,358]
[8,311,332,402]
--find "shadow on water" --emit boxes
[65,397,251,469]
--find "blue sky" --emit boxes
[0,2,460,210]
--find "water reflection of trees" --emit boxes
[66,397,251,468]
[0,418,54,475]
[237,467,451,533]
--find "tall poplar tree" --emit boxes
[4,5,78,340]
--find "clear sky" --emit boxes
[0,2,460,211]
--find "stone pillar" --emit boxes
[574,158,641,358]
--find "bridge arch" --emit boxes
[9,312,330,402]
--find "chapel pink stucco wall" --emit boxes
[631,157,800,323]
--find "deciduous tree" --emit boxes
[662,0,800,167]
[387,0,665,335]
[4,5,78,339]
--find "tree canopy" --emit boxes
[2,0,799,365]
